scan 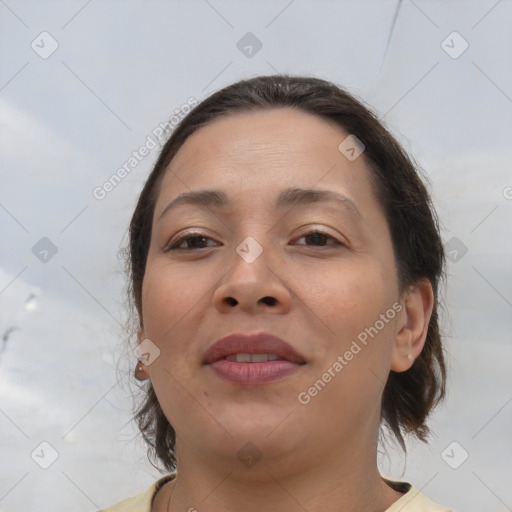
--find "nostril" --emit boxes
[225,297,238,306]
[261,296,276,306]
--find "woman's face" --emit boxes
[141,107,405,471]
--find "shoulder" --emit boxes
[386,482,454,512]
[97,473,176,512]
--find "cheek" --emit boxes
[139,261,205,391]
[140,262,203,428]
[310,262,391,340]
[309,261,398,389]
[141,259,204,340]
[296,272,396,438]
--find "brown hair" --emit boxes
[128,75,447,472]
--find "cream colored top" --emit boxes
[98,473,453,512]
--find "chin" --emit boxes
[221,401,294,432]
[203,431,301,475]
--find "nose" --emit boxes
[212,238,292,314]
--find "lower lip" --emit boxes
[207,360,303,385]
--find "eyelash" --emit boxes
[165,229,344,252]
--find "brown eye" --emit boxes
[166,232,219,251]
[294,230,343,247]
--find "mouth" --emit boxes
[224,353,284,362]
[203,332,306,385]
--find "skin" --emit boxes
[137,107,434,512]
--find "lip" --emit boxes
[203,332,306,385]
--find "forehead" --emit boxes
[158,107,373,203]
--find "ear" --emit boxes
[391,278,434,372]
[135,328,150,381]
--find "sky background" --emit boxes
[1,1,511,511]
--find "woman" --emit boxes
[100,75,451,511]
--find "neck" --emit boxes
[162,437,403,512]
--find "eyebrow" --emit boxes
[157,187,362,221]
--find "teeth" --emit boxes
[251,353,279,362]
[227,353,281,363]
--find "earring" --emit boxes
[407,353,414,361]
[135,362,146,380]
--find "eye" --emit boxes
[166,232,220,251]
[165,228,344,252]
[293,229,343,247]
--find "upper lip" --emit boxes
[203,332,306,364]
